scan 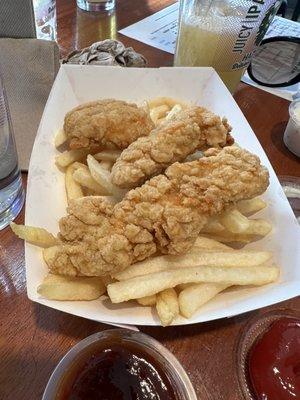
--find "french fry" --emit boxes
[148,97,188,110]
[93,150,122,162]
[156,288,179,326]
[114,250,272,281]
[87,155,126,199]
[176,283,193,291]
[192,236,231,251]
[107,265,279,303]
[203,203,270,237]
[55,149,89,168]
[150,104,169,124]
[202,218,226,234]
[137,294,157,306]
[65,163,84,204]
[99,160,113,171]
[54,128,68,148]
[203,220,272,243]
[166,104,183,120]
[176,238,232,293]
[243,219,272,236]
[10,223,59,248]
[179,283,229,318]
[73,168,110,195]
[202,233,255,244]
[37,274,106,300]
[71,162,89,171]
[220,209,250,234]
[237,198,267,215]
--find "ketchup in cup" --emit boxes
[248,317,300,400]
[237,311,300,400]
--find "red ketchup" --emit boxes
[248,317,300,400]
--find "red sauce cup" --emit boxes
[235,308,300,400]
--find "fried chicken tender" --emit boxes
[64,99,154,150]
[45,147,269,277]
[111,106,233,189]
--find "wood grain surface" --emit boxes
[1,1,299,399]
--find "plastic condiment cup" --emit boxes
[283,99,300,158]
[235,308,300,400]
[42,329,197,400]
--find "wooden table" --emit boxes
[1,1,299,399]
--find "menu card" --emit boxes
[119,3,179,54]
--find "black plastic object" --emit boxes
[248,36,300,87]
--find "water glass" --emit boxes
[0,76,24,230]
[76,0,115,12]
[76,7,117,49]
[33,0,57,41]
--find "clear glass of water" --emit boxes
[33,0,57,41]
[0,75,24,230]
[76,0,115,12]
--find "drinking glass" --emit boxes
[0,75,24,230]
[174,0,281,92]
[33,0,57,41]
[76,0,115,12]
[76,6,117,49]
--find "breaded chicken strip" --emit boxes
[64,99,154,150]
[44,147,269,277]
[111,106,233,189]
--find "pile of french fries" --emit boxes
[11,97,279,326]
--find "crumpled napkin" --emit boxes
[62,39,147,67]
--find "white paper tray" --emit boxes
[25,65,300,326]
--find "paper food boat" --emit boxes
[25,65,300,326]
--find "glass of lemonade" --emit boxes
[174,0,280,92]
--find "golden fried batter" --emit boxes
[111,106,232,188]
[64,99,154,150]
[45,147,269,277]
